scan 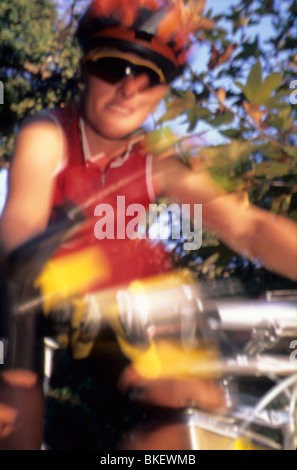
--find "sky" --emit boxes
[158,0,278,144]
[206,0,236,16]
[0,170,7,214]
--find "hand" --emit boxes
[118,366,225,412]
[0,370,44,450]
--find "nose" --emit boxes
[118,74,151,99]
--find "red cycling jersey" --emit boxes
[48,104,172,291]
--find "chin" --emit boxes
[96,117,143,140]
[97,126,137,140]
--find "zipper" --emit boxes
[100,159,114,189]
[101,169,107,189]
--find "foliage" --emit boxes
[0,0,82,161]
[152,0,297,288]
[158,0,297,205]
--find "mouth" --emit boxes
[106,103,135,115]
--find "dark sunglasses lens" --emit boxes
[146,69,162,87]
[87,58,124,84]
[87,58,162,87]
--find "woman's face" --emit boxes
[82,50,170,140]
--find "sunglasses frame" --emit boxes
[82,50,167,87]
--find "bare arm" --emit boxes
[153,155,297,281]
[0,120,63,450]
[0,120,63,254]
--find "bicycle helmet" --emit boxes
[77,0,207,83]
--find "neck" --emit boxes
[81,117,130,170]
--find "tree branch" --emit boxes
[196,73,291,154]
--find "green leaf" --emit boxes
[234,38,259,60]
[289,210,297,222]
[278,107,292,121]
[278,107,294,131]
[271,194,292,214]
[208,167,241,192]
[285,146,297,158]
[241,64,282,106]
[204,253,220,265]
[234,81,245,92]
[196,140,260,168]
[266,97,291,109]
[244,61,263,104]
[158,91,196,124]
[249,183,270,203]
[220,129,243,139]
[268,117,285,130]
[158,99,189,124]
[144,127,180,155]
[260,73,282,104]
[265,162,292,178]
[209,110,234,127]
[187,107,211,131]
[263,73,282,91]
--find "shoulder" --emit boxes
[13,108,71,175]
[17,102,79,151]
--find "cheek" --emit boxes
[84,76,112,105]
[142,85,169,112]
[83,82,111,123]
[151,85,170,101]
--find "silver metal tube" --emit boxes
[190,355,297,378]
[215,300,297,336]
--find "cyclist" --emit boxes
[0,0,296,450]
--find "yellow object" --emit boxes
[109,271,220,380]
[232,438,255,450]
[117,337,219,380]
[117,336,162,379]
[37,264,219,374]
[35,246,110,314]
[129,269,195,293]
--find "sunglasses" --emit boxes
[83,51,166,88]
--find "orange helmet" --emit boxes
[77,0,207,83]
